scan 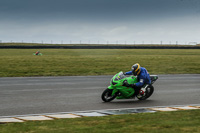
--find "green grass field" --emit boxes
[0,49,200,77]
[0,49,200,132]
[1,42,200,47]
[0,110,200,133]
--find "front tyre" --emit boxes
[101,89,118,102]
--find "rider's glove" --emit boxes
[123,80,130,87]
[130,83,136,88]
[123,72,127,75]
[123,81,136,88]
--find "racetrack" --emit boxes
[0,74,200,117]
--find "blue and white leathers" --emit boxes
[125,67,151,87]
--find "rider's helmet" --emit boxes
[131,63,141,76]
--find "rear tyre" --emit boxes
[137,85,154,100]
[101,89,118,102]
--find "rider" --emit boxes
[124,63,151,95]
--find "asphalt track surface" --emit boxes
[0,74,200,117]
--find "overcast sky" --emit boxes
[0,0,200,44]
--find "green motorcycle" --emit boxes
[101,71,158,102]
[33,51,43,56]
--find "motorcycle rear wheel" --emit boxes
[101,89,118,102]
[137,85,154,100]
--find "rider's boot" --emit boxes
[138,84,149,96]
[139,90,145,95]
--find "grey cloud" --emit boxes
[0,0,200,43]
[1,0,199,21]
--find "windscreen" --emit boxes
[114,72,126,81]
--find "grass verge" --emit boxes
[1,42,200,47]
[0,110,200,133]
[0,49,200,77]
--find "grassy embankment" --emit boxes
[0,110,200,133]
[0,49,200,77]
[1,42,200,46]
[0,49,200,132]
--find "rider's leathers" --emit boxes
[125,67,151,87]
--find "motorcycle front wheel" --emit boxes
[101,89,118,102]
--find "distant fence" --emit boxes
[0,45,200,49]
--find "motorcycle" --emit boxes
[101,71,158,102]
[33,51,43,56]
